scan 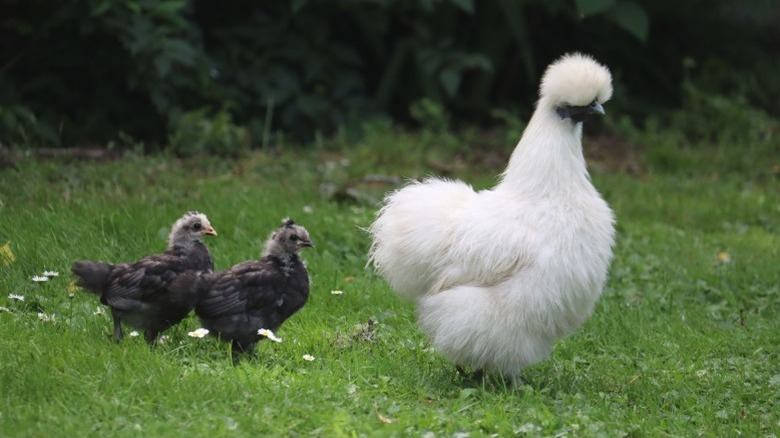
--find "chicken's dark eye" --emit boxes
[193,223,202,231]
[290,235,299,241]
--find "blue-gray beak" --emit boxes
[556,99,606,122]
[590,100,605,115]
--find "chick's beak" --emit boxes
[204,223,218,237]
[300,239,314,248]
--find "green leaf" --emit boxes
[448,0,474,14]
[90,1,112,16]
[1,242,15,265]
[125,1,141,14]
[291,0,308,14]
[496,0,526,43]
[439,68,461,98]
[165,38,198,66]
[419,0,437,12]
[574,0,615,16]
[608,1,649,41]
[155,0,187,15]
[458,54,492,72]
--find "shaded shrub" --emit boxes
[0,0,777,148]
[168,109,250,157]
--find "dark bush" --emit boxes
[0,0,777,149]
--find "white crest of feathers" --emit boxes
[169,210,211,246]
[172,211,209,231]
[539,52,612,108]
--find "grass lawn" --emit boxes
[1,126,778,437]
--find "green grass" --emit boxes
[1,128,779,437]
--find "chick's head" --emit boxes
[169,211,218,246]
[267,218,314,255]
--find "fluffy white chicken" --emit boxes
[368,53,616,380]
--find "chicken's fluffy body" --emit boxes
[72,211,217,344]
[195,219,314,359]
[368,53,616,379]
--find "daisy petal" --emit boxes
[188,328,210,338]
[37,312,56,322]
[257,328,282,343]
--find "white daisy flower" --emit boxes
[302,205,315,214]
[43,271,59,277]
[93,307,104,316]
[330,290,344,295]
[0,306,11,312]
[188,328,210,338]
[37,312,56,322]
[157,335,170,344]
[257,328,282,343]
[32,276,49,282]
[302,354,315,362]
[8,294,24,301]
[129,331,140,337]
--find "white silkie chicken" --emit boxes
[368,53,616,380]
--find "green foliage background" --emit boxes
[0,0,778,148]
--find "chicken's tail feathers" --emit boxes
[71,261,114,295]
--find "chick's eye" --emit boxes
[290,235,299,241]
[193,223,202,231]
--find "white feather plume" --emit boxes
[368,53,616,379]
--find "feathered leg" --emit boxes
[455,365,520,389]
[110,309,124,343]
[456,365,484,381]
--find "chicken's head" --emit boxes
[539,53,613,123]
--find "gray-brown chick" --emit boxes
[195,218,313,361]
[72,211,217,344]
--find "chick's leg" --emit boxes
[230,340,257,364]
[110,308,124,343]
[144,330,159,345]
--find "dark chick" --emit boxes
[72,211,218,344]
[195,218,313,361]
